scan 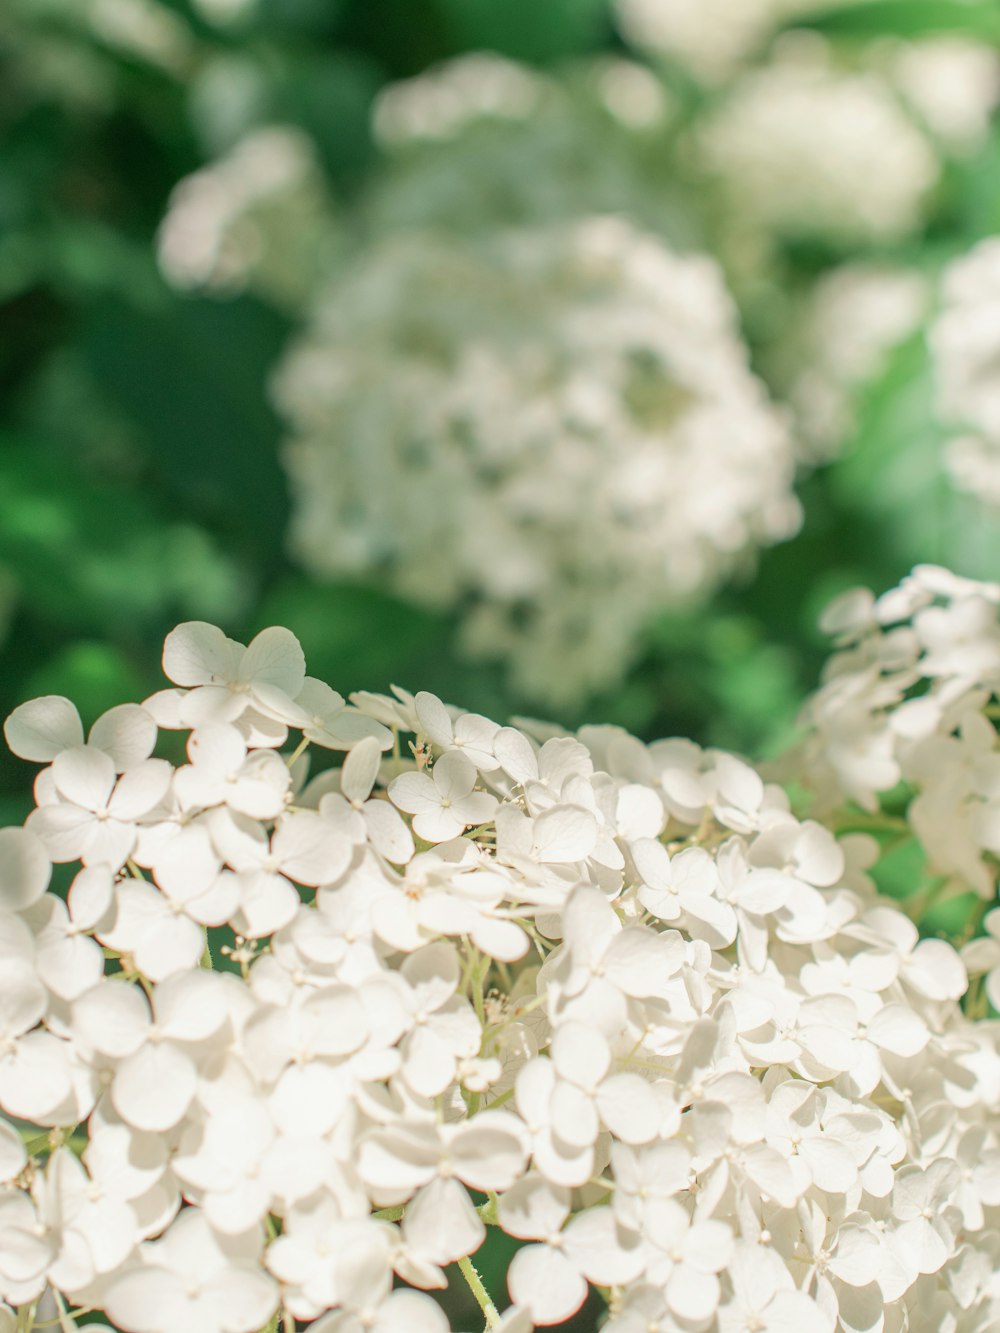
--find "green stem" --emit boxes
[200,933,213,969]
[372,1205,405,1222]
[285,736,310,769]
[457,1255,501,1330]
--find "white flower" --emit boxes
[103,1210,278,1333]
[389,751,498,843]
[501,1177,644,1326]
[153,620,306,738]
[275,218,798,705]
[291,678,393,752]
[641,1198,733,1326]
[174,724,290,820]
[0,1191,53,1306]
[28,747,171,870]
[4,697,157,770]
[72,972,228,1131]
[360,1112,527,1265]
[717,1240,832,1333]
[414,692,500,771]
[698,40,938,243]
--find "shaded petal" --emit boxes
[508,1244,586,1327]
[4,695,83,762]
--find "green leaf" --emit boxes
[798,0,1000,40]
[81,291,292,567]
[440,0,611,62]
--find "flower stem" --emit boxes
[457,1255,501,1330]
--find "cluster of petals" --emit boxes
[0,614,997,1333]
[274,215,799,706]
[792,564,1000,905]
[930,237,1000,507]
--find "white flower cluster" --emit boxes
[1,613,999,1333]
[274,216,800,705]
[793,564,1000,906]
[696,36,940,245]
[372,52,545,145]
[157,126,339,305]
[930,238,1000,507]
[789,263,927,458]
[613,0,805,83]
[365,54,674,242]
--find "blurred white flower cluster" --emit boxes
[789,263,928,457]
[273,216,800,705]
[364,53,677,241]
[613,0,816,83]
[930,238,1000,507]
[1,612,998,1332]
[793,565,1000,906]
[157,125,339,305]
[696,35,940,246]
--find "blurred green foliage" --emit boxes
[2,0,999,797]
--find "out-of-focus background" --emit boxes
[3,0,1000,830]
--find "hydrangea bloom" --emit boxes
[930,238,1000,506]
[791,564,1000,909]
[696,35,940,244]
[787,264,928,458]
[274,217,800,705]
[0,607,997,1332]
[365,53,674,240]
[157,126,340,305]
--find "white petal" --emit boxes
[341,735,382,804]
[26,802,92,863]
[363,801,415,864]
[112,1043,196,1131]
[388,771,439,816]
[0,962,47,1040]
[234,871,300,938]
[449,1112,527,1192]
[551,1023,610,1089]
[374,1292,449,1333]
[89,704,157,770]
[0,1030,73,1121]
[494,727,538,784]
[4,695,83,762]
[603,927,683,997]
[109,759,172,821]
[564,1207,645,1286]
[867,1004,928,1057]
[73,980,150,1058]
[498,1175,569,1241]
[402,1027,455,1098]
[105,1267,189,1333]
[532,806,597,863]
[667,1263,720,1325]
[404,1176,484,1265]
[163,621,241,687]
[597,1074,659,1144]
[0,1119,27,1182]
[508,1244,586,1327]
[68,865,115,930]
[431,750,477,802]
[155,970,229,1042]
[241,626,306,696]
[272,811,352,887]
[52,746,116,811]
[414,693,455,748]
[0,828,50,910]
